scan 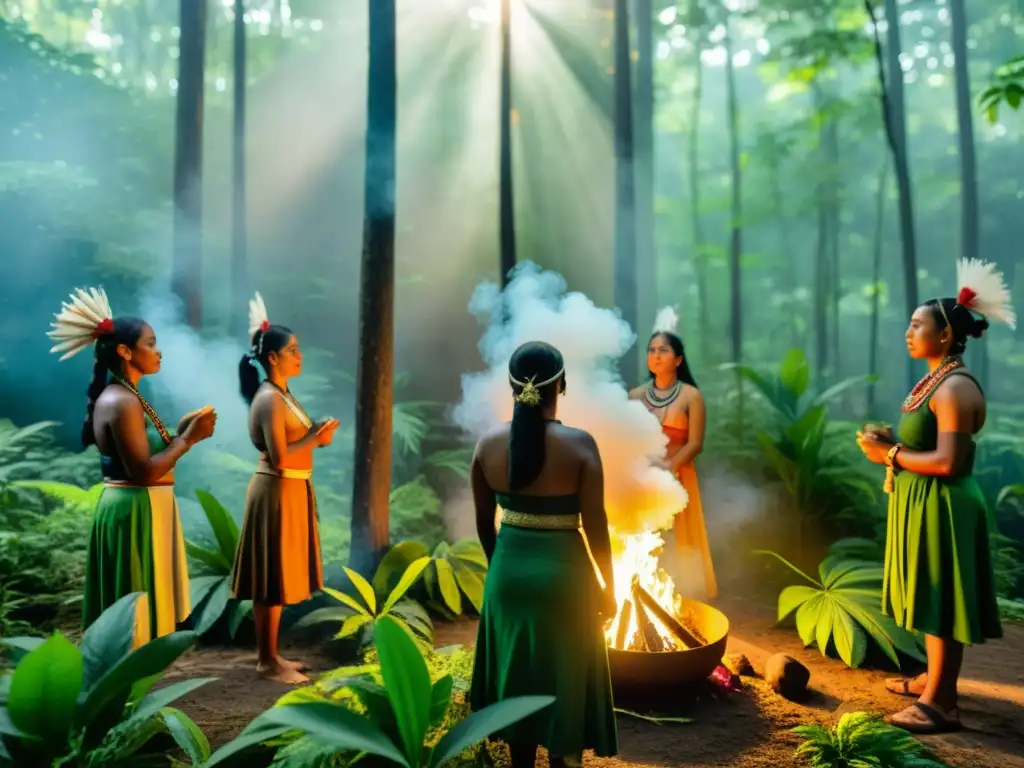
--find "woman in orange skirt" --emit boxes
[231,292,339,684]
[629,321,718,600]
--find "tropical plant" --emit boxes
[792,711,949,767]
[204,616,553,767]
[373,540,488,619]
[979,54,1024,124]
[184,490,252,641]
[296,557,434,650]
[0,592,213,766]
[757,550,923,670]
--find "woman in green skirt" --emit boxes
[470,341,619,768]
[47,287,217,647]
[856,259,1014,734]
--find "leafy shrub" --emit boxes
[793,711,949,767]
[374,540,488,619]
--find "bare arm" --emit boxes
[667,391,706,470]
[893,379,979,477]
[258,394,321,469]
[579,435,615,599]
[470,444,498,561]
[109,398,193,484]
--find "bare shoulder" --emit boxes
[628,384,647,400]
[682,384,704,406]
[473,423,509,459]
[555,423,599,456]
[98,384,140,414]
[935,369,984,404]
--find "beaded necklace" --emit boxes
[267,381,312,428]
[645,379,682,410]
[901,356,964,413]
[109,373,173,446]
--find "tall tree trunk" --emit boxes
[613,0,638,380]
[635,0,656,354]
[827,114,841,380]
[350,0,397,576]
[231,0,247,335]
[866,158,889,417]
[868,0,919,389]
[688,45,709,360]
[812,85,829,391]
[949,0,985,381]
[723,19,742,363]
[498,0,516,285]
[172,0,207,329]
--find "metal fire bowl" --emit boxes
[607,598,730,692]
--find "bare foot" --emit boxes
[257,660,310,685]
[276,655,308,672]
[885,672,927,697]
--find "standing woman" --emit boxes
[470,341,618,768]
[857,260,1013,734]
[629,314,718,600]
[231,292,338,684]
[47,287,217,646]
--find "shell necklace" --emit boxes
[645,379,682,410]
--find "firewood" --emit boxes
[614,598,634,650]
[630,580,665,652]
[632,581,705,649]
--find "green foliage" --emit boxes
[184,490,252,643]
[0,593,212,766]
[757,550,923,670]
[205,616,552,767]
[373,540,488,619]
[979,55,1024,124]
[792,711,949,767]
[296,558,435,652]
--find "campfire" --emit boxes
[603,531,730,691]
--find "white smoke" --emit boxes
[452,262,687,536]
[652,306,679,335]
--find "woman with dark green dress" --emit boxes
[47,287,217,647]
[856,259,1014,734]
[469,341,619,768]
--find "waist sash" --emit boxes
[500,508,580,530]
[103,478,174,489]
[256,459,313,481]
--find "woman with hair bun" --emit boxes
[47,287,217,646]
[857,259,1014,734]
[231,292,337,684]
[469,341,619,768]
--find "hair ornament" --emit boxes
[248,291,271,355]
[652,306,680,335]
[509,368,564,407]
[955,259,1016,330]
[47,287,115,361]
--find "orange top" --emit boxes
[662,424,688,449]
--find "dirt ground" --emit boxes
[167,593,1024,768]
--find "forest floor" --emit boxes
[166,591,1024,768]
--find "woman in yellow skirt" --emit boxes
[629,315,718,600]
[231,292,339,684]
[47,287,217,647]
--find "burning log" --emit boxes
[629,582,665,652]
[632,581,706,650]
[614,598,634,650]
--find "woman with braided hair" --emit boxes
[857,259,1014,734]
[231,292,337,684]
[47,288,217,646]
[469,341,619,768]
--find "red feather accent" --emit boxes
[259,320,270,333]
[92,318,114,338]
[957,286,977,308]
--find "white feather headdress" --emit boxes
[956,259,1016,330]
[652,306,680,334]
[46,287,115,361]
[248,291,270,340]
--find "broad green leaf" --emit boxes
[430,695,555,767]
[344,567,378,615]
[778,347,810,399]
[830,606,867,668]
[162,706,212,763]
[449,540,488,569]
[337,614,373,639]
[373,541,431,596]
[375,616,433,764]
[194,489,240,563]
[451,561,485,613]
[777,585,818,622]
[795,595,822,646]
[228,600,253,639]
[260,702,410,767]
[7,633,82,746]
[429,674,454,727]
[185,541,231,573]
[79,592,141,691]
[195,580,231,636]
[132,678,217,722]
[323,586,372,616]
[203,720,295,766]
[188,575,224,615]
[814,600,835,655]
[435,559,463,615]
[381,557,432,615]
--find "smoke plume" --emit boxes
[453,262,687,537]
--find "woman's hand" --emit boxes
[856,429,893,465]
[176,409,202,435]
[599,587,618,622]
[184,407,217,445]
[314,418,340,447]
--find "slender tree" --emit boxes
[613,0,637,381]
[723,15,742,363]
[635,0,656,347]
[172,0,207,329]
[232,0,247,335]
[350,0,397,576]
[498,0,516,286]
